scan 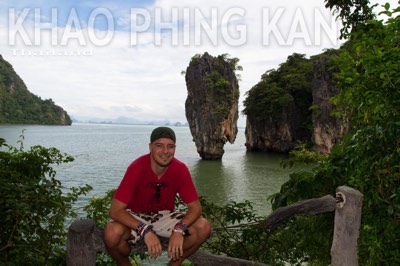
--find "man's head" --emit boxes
[149,127,176,168]
[150,127,176,144]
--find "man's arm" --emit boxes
[180,199,202,227]
[109,198,141,229]
[167,199,203,261]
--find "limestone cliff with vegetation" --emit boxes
[243,50,344,154]
[185,52,240,159]
[311,53,348,154]
[0,55,72,125]
[243,53,314,153]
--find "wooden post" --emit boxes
[67,219,97,266]
[330,186,363,266]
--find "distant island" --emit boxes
[72,118,189,127]
[0,55,72,125]
[71,117,188,127]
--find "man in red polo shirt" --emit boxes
[104,127,211,266]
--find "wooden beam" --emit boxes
[261,194,337,231]
[189,251,268,266]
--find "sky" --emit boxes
[0,0,394,126]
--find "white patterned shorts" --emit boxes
[126,209,185,245]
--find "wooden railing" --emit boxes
[67,186,363,266]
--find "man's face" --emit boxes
[149,138,176,167]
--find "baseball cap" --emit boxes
[150,127,176,143]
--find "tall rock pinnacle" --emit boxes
[184,52,240,160]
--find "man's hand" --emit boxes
[143,231,162,259]
[167,231,184,261]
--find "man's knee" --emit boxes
[192,217,212,241]
[104,221,129,247]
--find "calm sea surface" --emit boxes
[0,123,307,215]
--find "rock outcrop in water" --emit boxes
[243,51,346,154]
[243,53,313,153]
[185,53,240,160]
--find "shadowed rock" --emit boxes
[312,55,348,154]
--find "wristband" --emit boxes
[174,221,190,236]
[140,224,154,239]
[173,228,185,236]
[174,221,188,231]
[135,222,145,234]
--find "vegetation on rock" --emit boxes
[243,53,314,123]
[242,52,337,153]
[0,55,72,125]
[188,53,241,119]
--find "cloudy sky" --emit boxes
[0,0,391,126]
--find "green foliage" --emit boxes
[0,56,72,125]
[218,53,243,78]
[84,189,116,228]
[205,70,231,97]
[200,197,267,262]
[328,7,400,253]
[281,143,328,168]
[200,195,335,265]
[270,3,400,265]
[242,53,313,122]
[332,4,400,130]
[324,0,376,38]
[243,78,294,121]
[0,137,92,265]
[190,53,202,63]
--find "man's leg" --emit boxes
[168,217,211,266]
[104,221,132,266]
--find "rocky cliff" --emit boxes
[244,106,306,153]
[243,51,346,154]
[312,55,348,154]
[185,53,239,159]
[0,55,72,125]
[243,53,313,153]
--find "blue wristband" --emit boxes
[135,222,145,234]
[140,224,154,238]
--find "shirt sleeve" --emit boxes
[114,163,140,205]
[177,162,199,204]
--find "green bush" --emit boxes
[270,3,400,264]
[0,137,92,265]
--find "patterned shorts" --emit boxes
[126,209,185,245]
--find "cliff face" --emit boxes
[243,53,313,153]
[0,55,72,125]
[245,101,308,153]
[312,56,347,154]
[185,53,239,159]
[243,51,346,154]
